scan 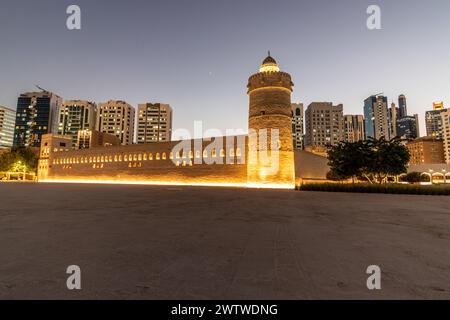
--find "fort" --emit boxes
[37,54,329,188]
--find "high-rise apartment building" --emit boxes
[291,103,304,150]
[425,102,447,139]
[364,95,390,140]
[441,109,450,163]
[97,100,135,145]
[344,114,365,143]
[396,114,420,140]
[305,102,344,147]
[0,106,15,148]
[13,90,62,148]
[398,94,408,118]
[58,100,97,148]
[137,103,172,144]
[407,137,445,165]
[389,102,398,138]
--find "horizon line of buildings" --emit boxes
[1,90,449,165]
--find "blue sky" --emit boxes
[1,0,449,135]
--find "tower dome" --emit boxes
[259,51,280,73]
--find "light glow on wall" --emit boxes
[39,178,294,190]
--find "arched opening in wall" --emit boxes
[420,172,431,183]
[143,153,147,161]
[236,148,242,157]
[212,148,217,157]
[149,153,153,160]
[162,153,167,160]
[156,153,160,160]
[432,173,445,184]
[220,149,225,157]
[133,154,138,161]
[446,173,450,183]
[169,152,173,160]
[203,150,208,158]
[195,150,201,158]
[230,148,235,157]
[138,153,142,161]
[189,150,193,159]
[261,111,265,115]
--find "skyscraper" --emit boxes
[441,109,450,164]
[291,103,304,150]
[13,90,62,148]
[305,102,344,147]
[425,102,447,139]
[97,100,135,145]
[363,95,390,140]
[398,94,408,118]
[389,102,398,138]
[58,100,97,148]
[396,115,420,140]
[344,114,365,143]
[137,103,172,144]
[0,106,15,148]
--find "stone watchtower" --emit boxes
[247,53,295,188]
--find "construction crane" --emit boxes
[35,85,48,92]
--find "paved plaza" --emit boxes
[0,183,449,299]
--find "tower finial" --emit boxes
[268,50,271,57]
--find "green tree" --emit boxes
[327,140,372,183]
[0,148,39,173]
[364,137,410,184]
[327,137,410,184]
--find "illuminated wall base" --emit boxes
[38,179,294,190]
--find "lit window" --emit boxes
[162,153,167,160]
[143,153,147,161]
[203,150,208,158]
[124,155,128,161]
[230,148,235,157]
[196,150,201,158]
[133,154,137,161]
[236,148,242,157]
[156,153,160,160]
[149,153,153,160]
[220,149,225,157]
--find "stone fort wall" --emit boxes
[39,135,249,186]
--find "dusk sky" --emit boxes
[1,0,449,135]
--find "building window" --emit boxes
[236,148,242,157]
[124,155,128,161]
[149,153,153,160]
[220,149,225,157]
[156,153,160,160]
[212,148,217,157]
[195,150,201,158]
[143,153,147,161]
[162,153,167,160]
[230,148,235,157]
[203,150,208,158]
